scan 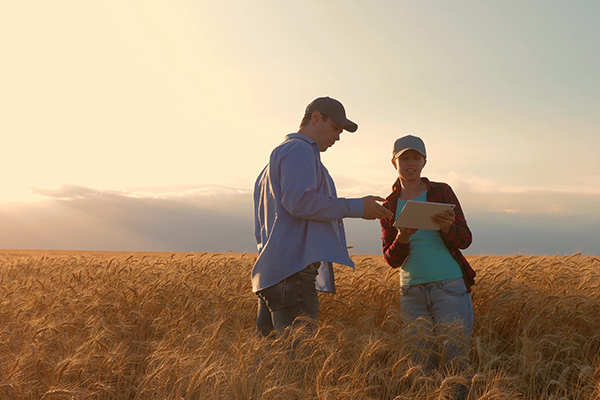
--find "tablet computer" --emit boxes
[393,201,455,231]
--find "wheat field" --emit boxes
[0,250,599,399]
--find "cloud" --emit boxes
[0,185,255,253]
[31,184,252,202]
[329,174,600,255]
[344,212,599,257]
[0,183,598,256]
[466,212,600,256]
[438,172,600,196]
[335,171,600,216]
[31,185,123,199]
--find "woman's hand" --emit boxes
[432,208,455,233]
[396,227,418,244]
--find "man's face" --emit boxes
[314,115,344,152]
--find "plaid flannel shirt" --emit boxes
[380,178,476,291]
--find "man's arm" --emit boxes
[279,146,362,220]
[279,146,391,221]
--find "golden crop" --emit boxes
[0,250,599,399]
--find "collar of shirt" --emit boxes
[285,133,320,153]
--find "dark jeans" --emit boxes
[256,262,320,337]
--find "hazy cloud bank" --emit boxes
[1,185,256,253]
[1,183,598,256]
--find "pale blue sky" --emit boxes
[1,1,599,254]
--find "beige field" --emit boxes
[0,250,599,399]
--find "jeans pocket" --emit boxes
[258,279,287,312]
[399,285,411,296]
[298,262,320,277]
[440,278,467,296]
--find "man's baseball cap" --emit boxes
[305,97,358,132]
[392,135,426,159]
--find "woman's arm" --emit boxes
[436,184,472,250]
[380,207,411,268]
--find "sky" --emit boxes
[1,1,599,256]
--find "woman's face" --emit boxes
[393,150,426,181]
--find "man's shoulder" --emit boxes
[272,134,317,158]
[281,133,315,147]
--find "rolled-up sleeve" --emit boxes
[437,185,472,250]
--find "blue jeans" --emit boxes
[256,262,320,337]
[400,277,473,372]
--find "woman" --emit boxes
[380,135,476,373]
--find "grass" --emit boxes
[0,250,599,399]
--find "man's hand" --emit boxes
[361,196,394,220]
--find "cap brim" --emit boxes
[331,117,357,133]
[344,121,358,133]
[393,148,426,159]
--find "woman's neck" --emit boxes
[400,178,426,200]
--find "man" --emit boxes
[253,96,393,336]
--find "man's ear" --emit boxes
[310,111,322,125]
[391,158,397,169]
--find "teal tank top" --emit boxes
[396,191,463,285]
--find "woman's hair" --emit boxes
[299,112,329,128]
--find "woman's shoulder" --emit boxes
[429,180,451,189]
[423,177,451,190]
[426,179,456,197]
[383,184,402,209]
[386,184,402,199]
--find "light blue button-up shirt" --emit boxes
[252,133,364,294]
